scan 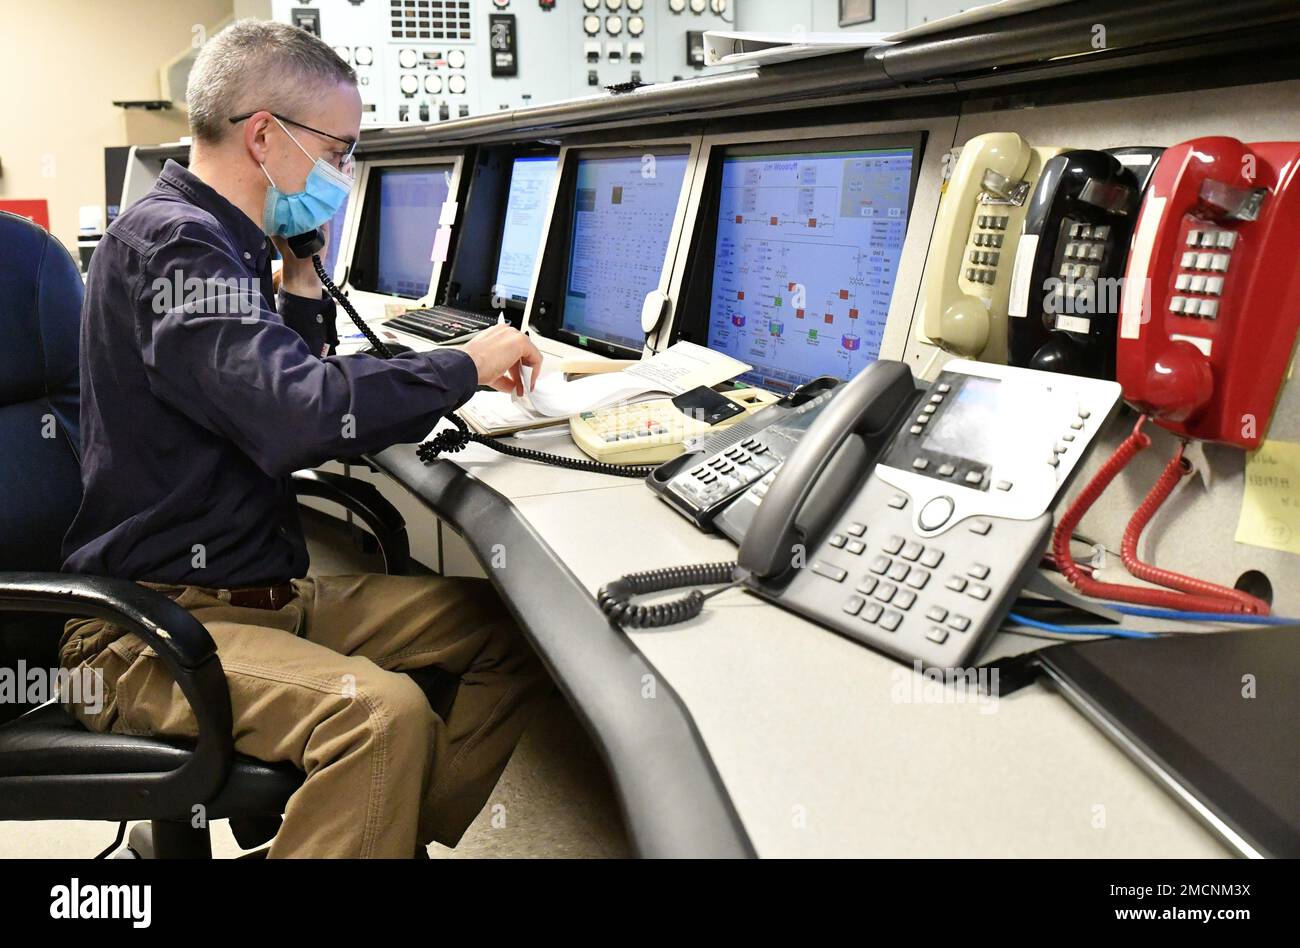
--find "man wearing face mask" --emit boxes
[58,20,550,858]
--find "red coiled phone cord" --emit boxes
[1120,442,1268,612]
[1050,415,1270,615]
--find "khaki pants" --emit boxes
[59,573,549,858]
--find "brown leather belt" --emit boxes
[146,582,297,611]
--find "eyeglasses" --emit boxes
[229,111,357,171]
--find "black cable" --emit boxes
[309,258,654,478]
[597,561,739,628]
[94,821,128,859]
[313,254,394,358]
[417,413,657,478]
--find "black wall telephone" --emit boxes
[288,228,664,478]
[1007,147,1163,379]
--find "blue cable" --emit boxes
[1006,612,1159,640]
[1106,603,1300,626]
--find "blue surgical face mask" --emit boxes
[260,117,353,238]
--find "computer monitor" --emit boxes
[673,134,923,392]
[493,155,558,305]
[348,162,454,299]
[541,146,689,355]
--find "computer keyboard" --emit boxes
[385,307,495,343]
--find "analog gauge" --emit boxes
[446,48,466,68]
[606,0,622,9]
[398,48,419,68]
[627,15,644,36]
[424,74,442,94]
[583,14,601,34]
[583,0,599,9]
[398,74,419,96]
[333,46,351,62]
[606,15,622,34]
[353,46,373,66]
[669,0,685,11]
[690,0,706,13]
[448,74,467,95]
[628,0,643,10]
[711,0,728,12]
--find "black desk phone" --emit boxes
[602,359,1123,668]
[647,375,846,534]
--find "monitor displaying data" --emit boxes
[370,164,452,298]
[494,155,558,304]
[562,150,690,351]
[705,145,915,389]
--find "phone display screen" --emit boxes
[921,375,1076,472]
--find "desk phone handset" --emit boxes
[287,228,657,478]
[602,360,1123,668]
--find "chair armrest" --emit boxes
[0,571,233,813]
[292,469,411,575]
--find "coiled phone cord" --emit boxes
[310,254,662,479]
[1051,415,1269,614]
[313,256,395,359]
[417,413,656,478]
[597,561,740,628]
[1119,441,1268,612]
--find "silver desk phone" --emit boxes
[736,360,1123,667]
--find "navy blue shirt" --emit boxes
[62,160,477,586]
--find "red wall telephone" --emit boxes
[1116,137,1300,448]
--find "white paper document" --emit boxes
[457,342,751,435]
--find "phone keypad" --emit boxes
[670,438,777,509]
[810,514,1000,656]
[965,212,1010,285]
[1172,226,1235,319]
[579,405,676,444]
[1048,221,1112,317]
[788,484,1050,668]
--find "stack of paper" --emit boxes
[457,342,751,436]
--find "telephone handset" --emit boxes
[602,361,1123,669]
[1116,136,1300,448]
[734,361,918,580]
[1007,147,1163,379]
[919,133,1063,362]
[283,228,412,357]
[287,228,658,478]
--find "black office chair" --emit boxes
[0,210,425,858]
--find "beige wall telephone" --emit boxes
[918,133,1064,363]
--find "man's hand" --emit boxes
[462,325,542,395]
[270,228,325,299]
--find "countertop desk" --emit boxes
[359,336,1230,859]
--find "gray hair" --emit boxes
[187,19,355,144]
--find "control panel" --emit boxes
[273,0,735,126]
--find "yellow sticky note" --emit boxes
[1235,440,1300,554]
